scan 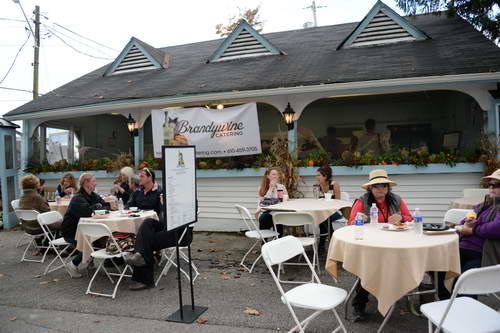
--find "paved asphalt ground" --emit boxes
[1,228,497,333]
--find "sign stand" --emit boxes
[166,229,207,323]
[162,145,207,324]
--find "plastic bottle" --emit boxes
[370,203,379,227]
[354,212,364,240]
[118,198,124,212]
[55,193,61,204]
[413,208,423,235]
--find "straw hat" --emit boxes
[482,169,500,182]
[362,169,397,190]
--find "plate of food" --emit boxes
[380,222,410,231]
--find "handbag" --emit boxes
[259,197,280,207]
[105,232,135,255]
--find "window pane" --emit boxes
[46,128,70,163]
[4,135,13,169]
[6,176,15,213]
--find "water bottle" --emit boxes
[413,208,423,235]
[354,212,364,240]
[55,193,61,204]
[118,198,124,212]
[370,203,379,227]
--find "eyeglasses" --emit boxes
[372,183,388,189]
[488,182,500,189]
[141,167,151,177]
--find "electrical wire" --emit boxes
[0,17,25,23]
[44,28,114,60]
[0,86,44,95]
[43,24,114,58]
[0,32,31,85]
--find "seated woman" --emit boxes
[62,173,111,278]
[348,169,413,322]
[124,195,192,290]
[57,173,78,198]
[439,169,500,297]
[314,166,343,251]
[258,168,288,237]
[18,175,60,240]
[111,166,134,204]
[127,168,162,216]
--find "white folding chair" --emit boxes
[262,236,347,333]
[11,200,28,248]
[155,226,199,287]
[272,212,319,284]
[443,209,472,225]
[235,204,279,273]
[37,211,76,277]
[78,222,132,299]
[421,264,500,333]
[462,188,488,198]
[14,209,48,263]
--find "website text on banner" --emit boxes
[151,103,262,158]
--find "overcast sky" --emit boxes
[0,0,402,117]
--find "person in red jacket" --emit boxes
[348,169,413,225]
[348,169,413,322]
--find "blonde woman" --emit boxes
[111,166,134,204]
[258,168,288,237]
[57,173,77,198]
[61,173,111,278]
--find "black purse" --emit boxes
[259,197,280,207]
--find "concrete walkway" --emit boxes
[0,228,487,333]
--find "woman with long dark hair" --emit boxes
[315,166,343,251]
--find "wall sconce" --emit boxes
[127,113,139,136]
[283,103,295,131]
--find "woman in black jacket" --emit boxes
[62,173,110,278]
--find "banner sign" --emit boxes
[162,145,197,231]
[151,103,262,158]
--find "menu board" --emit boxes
[162,146,197,231]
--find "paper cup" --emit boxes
[324,193,333,200]
[282,195,289,201]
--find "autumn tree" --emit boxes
[396,0,500,42]
[215,6,264,37]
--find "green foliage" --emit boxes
[396,0,500,41]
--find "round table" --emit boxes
[75,210,158,263]
[325,225,460,315]
[49,196,118,216]
[261,198,351,225]
[449,196,483,209]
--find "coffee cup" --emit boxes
[324,193,333,200]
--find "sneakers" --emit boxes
[123,252,146,267]
[67,261,83,278]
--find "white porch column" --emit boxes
[134,134,140,167]
[138,127,144,162]
[287,121,298,157]
[21,120,32,171]
[39,125,46,162]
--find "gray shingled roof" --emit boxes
[5,13,500,118]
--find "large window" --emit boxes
[45,127,79,163]
[298,91,484,161]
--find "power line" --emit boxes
[43,24,114,58]
[45,28,114,60]
[0,17,25,23]
[0,32,31,85]
[0,86,44,95]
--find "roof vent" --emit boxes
[208,20,283,63]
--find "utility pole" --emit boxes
[304,1,326,27]
[33,5,40,100]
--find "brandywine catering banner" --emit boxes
[151,103,262,158]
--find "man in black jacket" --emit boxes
[62,173,110,278]
[127,168,162,216]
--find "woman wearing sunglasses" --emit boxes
[347,169,413,322]
[348,169,413,225]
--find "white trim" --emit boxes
[6,72,500,121]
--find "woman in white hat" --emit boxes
[348,169,413,225]
[348,169,413,322]
[436,168,500,299]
